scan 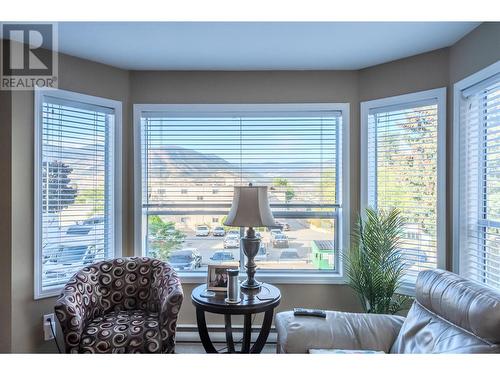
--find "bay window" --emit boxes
[134,104,349,281]
[361,88,446,289]
[34,89,122,298]
[454,62,500,289]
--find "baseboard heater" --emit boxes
[176,323,277,344]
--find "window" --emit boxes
[361,88,446,287]
[454,62,500,290]
[135,104,349,281]
[34,89,122,298]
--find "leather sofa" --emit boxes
[275,269,500,353]
[54,257,183,353]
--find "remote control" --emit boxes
[293,308,327,318]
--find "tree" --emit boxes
[148,215,186,260]
[376,108,438,237]
[75,187,105,215]
[285,188,295,204]
[42,160,78,213]
[320,170,336,204]
[272,177,295,204]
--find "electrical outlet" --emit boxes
[43,313,55,341]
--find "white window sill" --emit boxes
[177,271,347,285]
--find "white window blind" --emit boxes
[366,98,442,283]
[35,90,120,297]
[138,108,344,273]
[458,73,500,289]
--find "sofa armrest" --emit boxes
[275,310,405,353]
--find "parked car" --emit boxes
[168,248,202,270]
[279,248,300,260]
[195,225,210,236]
[43,243,102,284]
[224,234,240,249]
[44,222,104,260]
[255,243,268,261]
[272,233,289,248]
[226,229,240,237]
[82,216,105,226]
[275,221,290,231]
[212,226,226,236]
[210,250,235,262]
[270,229,282,239]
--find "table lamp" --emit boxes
[224,184,278,289]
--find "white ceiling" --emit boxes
[55,22,480,70]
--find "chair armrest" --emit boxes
[275,310,405,353]
[54,270,101,353]
[153,263,184,353]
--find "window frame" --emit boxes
[34,88,123,299]
[360,88,447,295]
[453,61,500,278]
[133,103,350,284]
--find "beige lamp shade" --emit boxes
[224,186,278,228]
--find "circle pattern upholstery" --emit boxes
[54,257,184,354]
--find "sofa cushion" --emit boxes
[80,310,162,353]
[390,269,500,353]
[275,310,404,353]
[414,269,500,344]
[390,301,500,353]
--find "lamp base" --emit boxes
[241,278,262,290]
[241,228,261,290]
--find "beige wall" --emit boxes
[449,22,500,83]
[3,22,499,353]
[0,89,12,352]
[358,48,450,102]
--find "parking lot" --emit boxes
[176,218,334,270]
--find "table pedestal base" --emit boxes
[195,308,274,354]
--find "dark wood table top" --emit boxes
[191,283,281,315]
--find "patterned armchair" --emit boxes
[54,257,184,353]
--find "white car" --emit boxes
[212,226,226,236]
[195,225,210,236]
[270,229,282,239]
[224,234,240,249]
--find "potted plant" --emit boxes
[344,207,410,314]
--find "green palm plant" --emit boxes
[344,207,410,314]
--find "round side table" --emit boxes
[191,283,281,354]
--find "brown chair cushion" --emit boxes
[80,310,162,353]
